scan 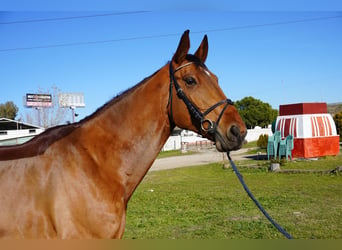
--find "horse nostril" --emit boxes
[230,125,241,137]
[225,125,246,150]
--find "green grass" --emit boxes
[124,157,342,239]
[281,155,342,171]
[239,153,342,172]
[242,140,258,148]
[241,141,267,154]
[245,148,267,155]
[158,150,196,159]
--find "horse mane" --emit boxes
[0,55,205,161]
[79,55,204,125]
[0,67,163,161]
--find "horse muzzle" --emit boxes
[214,124,247,152]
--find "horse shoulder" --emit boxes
[39,135,127,238]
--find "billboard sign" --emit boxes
[25,93,52,107]
[58,93,85,108]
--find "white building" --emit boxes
[0,118,45,146]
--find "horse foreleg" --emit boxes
[114,210,126,239]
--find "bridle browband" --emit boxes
[168,60,234,136]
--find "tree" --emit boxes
[0,101,19,120]
[235,96,278,129]
[333,111,342,140]
[20,85,69,128]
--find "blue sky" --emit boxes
[1,3,342,124]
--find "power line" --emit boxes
[192,15,342,33]
[0,11,150,25]
[1,14,341,53]
[0,33,180,52]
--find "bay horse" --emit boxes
[0,30,246,238]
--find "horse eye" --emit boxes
[184,77,197,86]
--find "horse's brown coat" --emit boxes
[0,31,246,238]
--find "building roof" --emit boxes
[0,118,43,130]
[279,102,327,116]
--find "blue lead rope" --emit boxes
[227,152,293,239]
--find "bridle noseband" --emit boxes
[168,61,234,136]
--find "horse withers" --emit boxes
[0,30,246,238]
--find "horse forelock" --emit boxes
[185,54,206,68]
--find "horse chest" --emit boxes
[0,156,125,238]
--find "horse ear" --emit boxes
[172,30,190,64]
[194,35,208,63]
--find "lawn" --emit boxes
[157,150,195,159]
[124,154,342,239]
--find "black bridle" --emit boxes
[168,61,234,136]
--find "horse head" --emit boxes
[168,30,247,152]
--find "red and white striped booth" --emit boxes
[275,103,339,158]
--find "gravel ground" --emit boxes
[149,148,252,172]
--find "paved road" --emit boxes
[149,148,252,172]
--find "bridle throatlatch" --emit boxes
[168,61,234,135]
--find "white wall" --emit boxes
[162,126,273,151]
[245,126,273,142]
[162,135,182,151]
[162,134,209,151]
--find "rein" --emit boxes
[168,61,233,135]
[227,152,293,239]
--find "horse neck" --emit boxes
[80,65,171,201]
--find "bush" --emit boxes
[333,111,342,141]
[257,134,268,149]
